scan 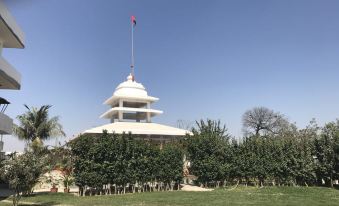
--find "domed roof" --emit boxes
[113,74,148,97]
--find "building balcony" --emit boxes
[100,107,163,119]
[0,1,25,48]
[0,56,21,89]
[0,112,13,135]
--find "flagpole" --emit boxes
[131,17,135,80]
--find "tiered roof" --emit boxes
[84,74,191,138]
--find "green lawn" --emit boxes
[1,187,339,206]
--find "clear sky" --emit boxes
[2,0,339,151]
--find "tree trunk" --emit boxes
[258,178,264,188]
[83,186,86,197]
[151,181,155,192]
[13,191,20,206]
[223,180,227,187]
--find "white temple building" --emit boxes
[84,16,190,142]
[84,74,191,142]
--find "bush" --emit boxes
[70,132,184,196]
[0,152,46,206]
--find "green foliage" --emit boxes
[70,132,184,195]
[187,119,231,187]
[158,143,184,188]
[0,151,46,206]
[186,118,339,188]
[314,120,339,187]
[13,104,65,143]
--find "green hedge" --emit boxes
[70,131,183,196]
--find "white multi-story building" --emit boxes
[0,1,25,159]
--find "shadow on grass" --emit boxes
[18,201,59,206]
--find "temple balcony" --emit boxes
[100,107,163,119]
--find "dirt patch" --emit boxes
[180,184,214,192]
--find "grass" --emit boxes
[1,186,339,206]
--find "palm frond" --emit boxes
[13,104,65,142]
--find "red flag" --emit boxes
[131,16,136,27]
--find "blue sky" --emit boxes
[2,0,339,151]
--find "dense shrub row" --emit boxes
[70,131,183,196]
[187,119,339,188]
[71,119,339,192]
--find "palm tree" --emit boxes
[13,105,65,145]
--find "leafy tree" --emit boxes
[187,119,231,187]
[0,152,46,206]
[293,122,317,186]
[158,143,184,190]
[314,121,339,187]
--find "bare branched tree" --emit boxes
[242,107,289,136]
[176,119,194,131]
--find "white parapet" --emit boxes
[0,112,13,135]
[0,55,21,89]
[0,1,25,48]
[84,122,192,136]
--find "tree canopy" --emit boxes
[242,107,289,136]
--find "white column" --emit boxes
[146,102,151,123]
[160,136,163,149]
[118,99,123,121]
[0,41,3,55]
